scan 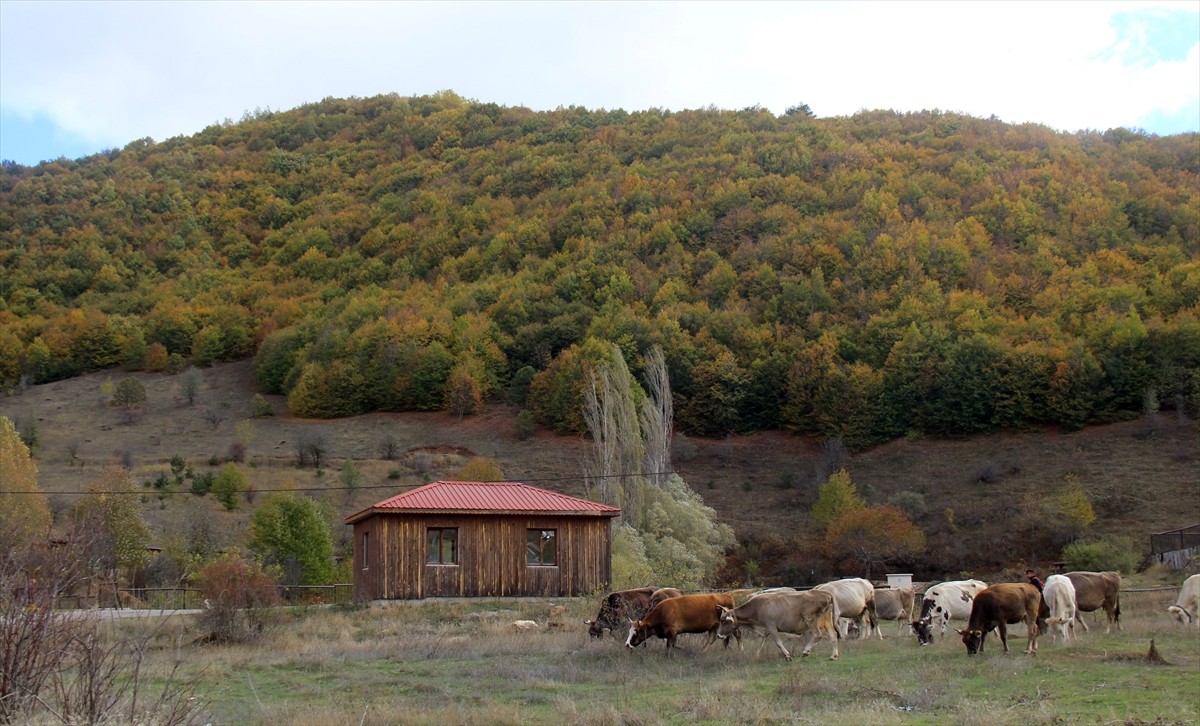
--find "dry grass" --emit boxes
[5,360,1199,575]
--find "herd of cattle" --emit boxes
[584,572,1200,659]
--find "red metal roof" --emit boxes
[345,481,621,523]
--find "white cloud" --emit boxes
[1,0,1195,163]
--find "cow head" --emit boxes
[585,619,605,639]
[1168,605,1193,626]
[715,606,739,639]
[957,627,985,655]
[625,619,649,649]
[912,617,935,646]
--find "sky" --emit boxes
[1,0,1197,166]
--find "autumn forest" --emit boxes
[1,92,1197,449]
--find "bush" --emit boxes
[251,394,274,418]
[193,555,282,643]
[1061,536,1141,575]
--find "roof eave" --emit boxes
[345,508,621,524]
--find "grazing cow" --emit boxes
[957,583,1041,655]
[860,587,915,639]
[716,589,841,661]
[626,593,741,655]
[1042,574,1078,642]
[815,578,877,640]
[650,587,684,607]
[587,587,657,639]
[1168,574,1200,626]
[1065,571,1121,632]
[912,579,988,645]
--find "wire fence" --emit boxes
[105,583,355,610]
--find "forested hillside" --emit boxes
[2,92,1197,447]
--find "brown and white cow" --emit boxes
[815,578,876,640]
[625,592,741,655]
[957,582,1041,655]
[587,587,657,639]
[1168,574,1200,626]
[716,589,841,661]
[862,587,915,639]
[912,579,988,645]
[1042,574,1078,642]
[1065,571,1121,633]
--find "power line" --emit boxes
[0,470,679,496]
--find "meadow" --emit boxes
[102,585,1198,725]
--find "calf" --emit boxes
[626,593,741,655]
[717,589,840,661]
[1042,574,1078,642]
[864,587,915,639]
[912,579,988,645]
[587,587,657,639]
[1168,574,1200,626]
[957,582,1041,655]
[1065,571,1121,632]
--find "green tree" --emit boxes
[338,459,363,490]
[111,376,147,421]
[0,417,51,551]
[76,465,150,606]
[247,492,335,585]
[811,468,866,531]
[212,463,248,511]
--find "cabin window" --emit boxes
[427,527,458,565]
[526,529,556,566]
[361,532,369,570]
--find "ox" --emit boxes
[717,589,840,661]
[587,587,657,639]
[861,587,915,639]
[1042,574,1078,642]
[626,592,741,655]
[957,582,1041,655]
[1065,571,1121,633]
[912,579,988,645]
[815,578,876,641]
[1168,574,1200,626]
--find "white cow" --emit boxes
[1042,574,1078,642]
[815,577,876,640]
[912,579,988,645]
[1168,574,1200,626]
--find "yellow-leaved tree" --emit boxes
[0,417,51,551]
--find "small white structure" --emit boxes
[886,573,913,589]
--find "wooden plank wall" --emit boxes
[351,513,613,600]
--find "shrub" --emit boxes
[1061,536,1140,575]
[211,463,247,510]
[190,472,214,497]
[193,555,281,643]
[889,490,928,519]
[251,393,275,418]
[515,409,536,441]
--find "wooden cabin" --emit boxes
[345,480,621,600]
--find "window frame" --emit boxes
[427,527,459,565]
[526,528,557,567]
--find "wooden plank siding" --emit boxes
[352,513,612,600]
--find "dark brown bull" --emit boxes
[1065,571,1121,632]
[626,593,741,655]
[957,582,1041,655]
[587,587,657,639]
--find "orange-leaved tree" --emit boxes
[824,504,926,579]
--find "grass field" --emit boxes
[99,584,1199,725]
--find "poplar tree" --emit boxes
[0,417,50,551]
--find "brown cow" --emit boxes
[1065,571,1121,632]
[717,589,840,660]
[957,582,1041,655]
[650,587,684,607]
[587,587,657,639]
[625,593,741,655]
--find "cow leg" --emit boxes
[996,623,1007,653]
[700,630,715,653]
[770,629,794,661]
[1075,613,1090,633]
